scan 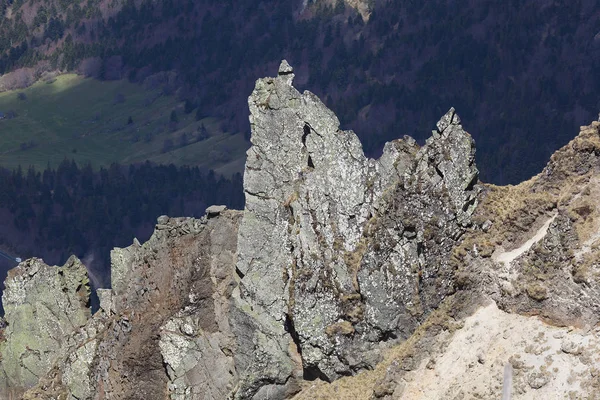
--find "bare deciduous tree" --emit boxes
[0,68,35,91]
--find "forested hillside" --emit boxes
[1,0,599,184]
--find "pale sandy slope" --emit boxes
[399,302,600,399]
[294,301,600,400]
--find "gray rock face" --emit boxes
[159,213,241,400]
[0,61,480,400]
[99,213,242,400]
[0,256,91,392]
[3,213,242,400]
[205,205,228,217]
[232,60,479,394]
[4,64,600,400]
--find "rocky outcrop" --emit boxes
[0,61,481,400]
[158,210,241,400]
[90,214,242,400]
[6,61,600,400]
[0,256,90,394]
[5,211,242,400]
[231,60,479,396]
[292,121,600,400]
[454,121,600,328]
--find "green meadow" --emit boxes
[0,74,248,176]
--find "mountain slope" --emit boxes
[295,118,600,399]
[2,62,600,399]
[0,0,599,183]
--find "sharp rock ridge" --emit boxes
[0,60,481,400]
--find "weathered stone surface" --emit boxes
[367,300,600,400]
[96,288,113,314]
[159,211,241,400]
[206,204,228,217]
[438,122,600,399]
[4,62,600,400]
[5,61,600,400]
[9,212,242,400]
[102,213,241,400]
[454,121,600,330]
[328,120,600,400]
[232,60,480,393]
[0,256,91,393]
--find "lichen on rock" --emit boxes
[0,256,91,392]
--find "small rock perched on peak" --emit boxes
[278,59,294,75]
[277,59,295,85]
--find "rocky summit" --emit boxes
[235,60,478,396]
[1,61,600,399]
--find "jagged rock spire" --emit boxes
[278,59,294,85]
[0,62,481,400]
[233,63,480,395]
[278,59,294,75]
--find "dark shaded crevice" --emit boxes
[416,241,424,258]
[302,124,310,146]
[235,266,245,280]
[434,164,444,179]
[284,313,301,353]
[379,330,398,342]
[161,357,171,380]
[465,172,479,191]
[303,364,330,382]
[243,189,274,200]
[302,124,315,169]
[403,225,417,239]
[462,196,477,213]
[284,313,330,382]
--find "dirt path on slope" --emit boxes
[493,214,557,266]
